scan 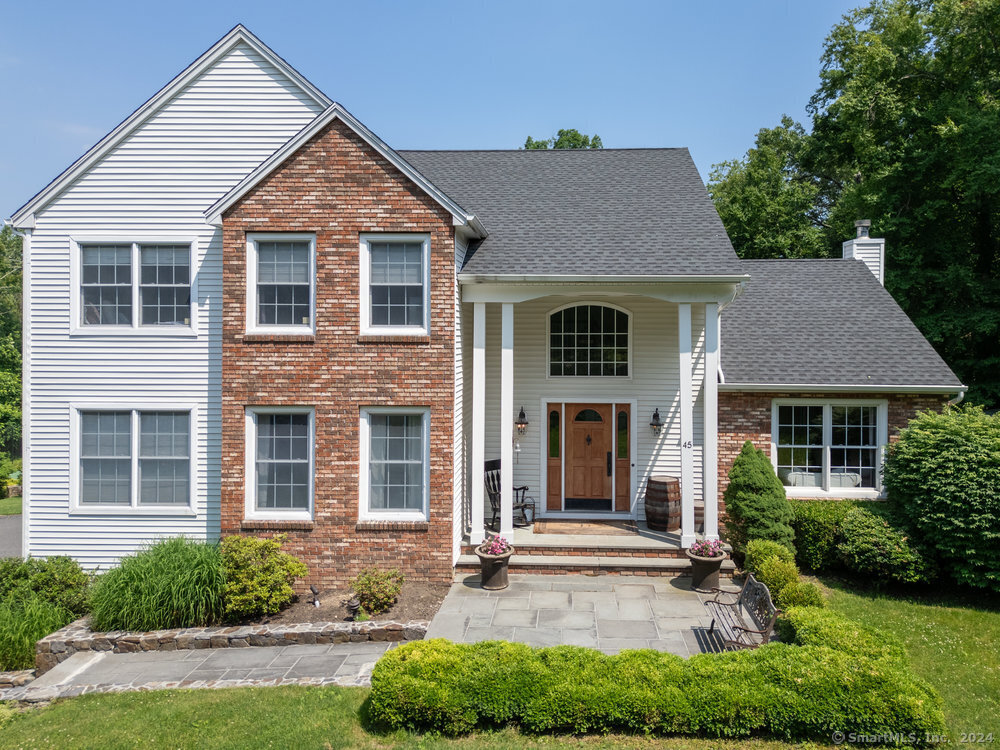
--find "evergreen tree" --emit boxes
[723,440,795,555]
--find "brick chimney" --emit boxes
[842,219,885,285]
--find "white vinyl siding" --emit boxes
[470,297,707,520]
[23,40,325,567]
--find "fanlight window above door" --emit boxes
[549,304,630,377]
[574,408,604,422]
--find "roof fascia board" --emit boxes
[11,24,331,227]
[204,103,483,235]
[459,273,751,284]
[718,383,967,394]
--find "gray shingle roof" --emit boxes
[721,259,963,389]
[397,149,743,277]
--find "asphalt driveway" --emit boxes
[0,513,22,557]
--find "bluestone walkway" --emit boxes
[425,573,729,655]
[5,642,396,702]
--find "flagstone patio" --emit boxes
[424,573,732,656]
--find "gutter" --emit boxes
[718,383,968,395]
[458,273,751,284]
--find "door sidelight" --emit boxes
[607,451,612,476]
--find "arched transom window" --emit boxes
[549,304,629,377]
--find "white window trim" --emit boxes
[69,236,198,337]
[246,233,317,336]
[545,301,634,380]
[358,407,431,522]
[359,233,431,336]
[770,398,889,499]
[68,403,197,516]
[244,406,315,521]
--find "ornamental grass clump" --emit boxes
[89,537,225,631]
[0,595,74,670]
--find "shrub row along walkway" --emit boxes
[425,573,728,655]
[3,642,396,702]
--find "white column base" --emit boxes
[681,532,697,547]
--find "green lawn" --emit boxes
[0,495,20,515]
[0,687,828,750]
[824,578,1000,735]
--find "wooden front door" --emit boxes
[565,403,613,508]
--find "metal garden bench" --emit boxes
[705,573,780,650]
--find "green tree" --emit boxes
[523,129,603,150]
[709,0,1000,407]
[0,225,21,454]
[723,440,795,556]
[708,116,828,259]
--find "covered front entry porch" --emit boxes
[463,279,740,550]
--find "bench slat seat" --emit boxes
[705,574,779,650]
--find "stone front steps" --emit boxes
[455,553,736,577]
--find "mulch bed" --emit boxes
[254,581,451,625]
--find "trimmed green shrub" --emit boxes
[89,537,225,631]
[744,539,794,578]
[755,556,799,600]
[0,594,73,670]
[350,568,404,617]
[884,406,1000,591]
[777,581,825,609]
[836,507,935,584]
[0,556,89,615]
[370,638,945,739]
[790,499,858,571]
[779,605,906,663]
[723,441,794,555]
[221,534,307,620]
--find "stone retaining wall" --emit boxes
[36,617,428,674]
[0,669,34,688]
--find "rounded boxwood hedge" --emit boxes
[370,632,944,740]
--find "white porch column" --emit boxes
[678,303,696,547]
[470,302,486,545]
[499,302,515,537]
[703,302,720,541]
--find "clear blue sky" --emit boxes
[1,0,859,218]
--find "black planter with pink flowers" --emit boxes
[476,536,514,590]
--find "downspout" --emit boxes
[948,391,965,406]
[715,279,746,386]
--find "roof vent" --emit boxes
[843,219,884,285]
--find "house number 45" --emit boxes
[681,440,693,449]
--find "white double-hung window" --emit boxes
[359,408,430,521]
[246,234,316,335]
[359,234,430,335]
[71,407,193,512]
[75,240,194,331]
[771,399,888,496]
[245,408,314,520]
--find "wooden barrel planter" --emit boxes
[645,475,681,531]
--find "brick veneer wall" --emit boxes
[221,119,456,588]
[717,391,949,502]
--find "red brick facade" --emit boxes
[717,391,949,500]
[220,119,457,588]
